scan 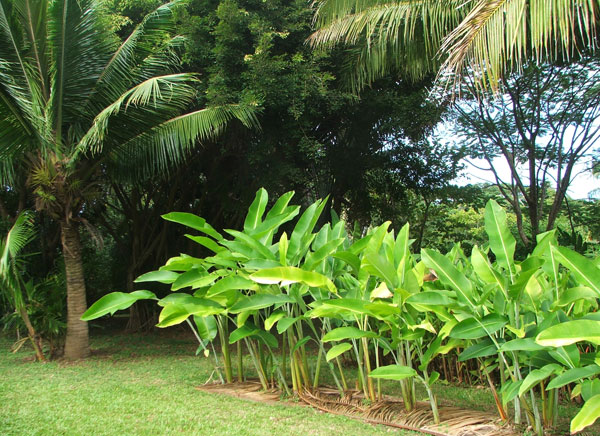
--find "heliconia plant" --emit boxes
[82,190,600,435]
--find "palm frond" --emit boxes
[0,211,35,276]
[48,0,116,138]
[12,0,49,101]
[88,1,187,109]
[75,73,201,156]
[310,0,465,85]
[106,105,259,181]
[440,0,599,91]
[0,0,40,124]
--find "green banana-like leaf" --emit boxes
[264,311,286,331]
[243,188,268,232]
[552,246,600,297]
[250,267,336,293]
[571,394,600,434]
[206,275,256,298]
[499,338,547,352]
[229,324,259,344]
[162,212,223,241]
[518,364,562,396]
[547,365,600,390]
[449,314,507,339]
[362,251,399,289]
[406,291,456,307]
[501,379,523,405]
[536,320,600,347]
[421,249,477,311]
[194,315,218,341]
[135,270,179,284]
[322,326,378,342]
[276,317,299,334]
[458,340,498,361]
[185,235,225,254]
[171,268,216,291]
[81,290,156,321]
[368,365,418,380]
[228,294,293,313]
[471,245,507,293]
[326,343,353,362]
[557,287,599,307]
[484,200,515,282]
[157,298,224,327]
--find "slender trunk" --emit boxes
[61,220,90,360]
[18,307,45,361]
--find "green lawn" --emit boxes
[0,329,591,436]
[0,330,417,436]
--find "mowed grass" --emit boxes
[0,330,417,436]
[2,329,594,436]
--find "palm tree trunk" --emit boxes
[61,220,90,360]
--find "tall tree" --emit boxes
[0,0,256,359]
[450,59,600,246]
[310,0,599,92]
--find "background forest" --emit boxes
[0,0,598,368]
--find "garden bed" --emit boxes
[198,382,518,436]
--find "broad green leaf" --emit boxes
[318,299,375,317]
[264,311,286,331]
[536,320,600,347]
[157,304,192,327]
[157,298,224,327]
[450,314,507,340]
[499,338,547,352]
[194,315,217,341]
[332,251,360,274]
[185,235,224,254]
[369,365,417,380]
[276,317,299,334]
[229,324,259,344]
[224,229,276,261]
[207,275,256,298]
[244,188,268,232]
[291,336,310,353]
[582,380,600,401]
[406,291,456,307]
[322,326,378,342]
[459,340,498,361]
[287,198,326,262]
[421,249,477,311]
[171,268,214,291]
[255,330,278,348]
[135,270,179,284]
[81,290,156,321]
[304,238,345,270]
[519,364,562,396]
[558,287,599,307]
[326,343,353,362]
[547,365,600,390]
[571,394,600,434]
[553,246,600,297]
[484,200,515,281]
[362,251,399,288]
[229,294,293,313]
[501,379,523,405]
[162,212,222,241]
[250,267,336,293]
[471,245,506,292]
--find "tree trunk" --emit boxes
[61,220,90,360]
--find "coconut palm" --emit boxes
[0,0,257,359]
[310,0,599,91]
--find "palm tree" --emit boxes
[0,211,45,361]
[310,0,599,91]
[0,0,257,359]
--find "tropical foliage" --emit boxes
[84,189,600,434]
[0,0,256,359]
[310,0,600,91]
